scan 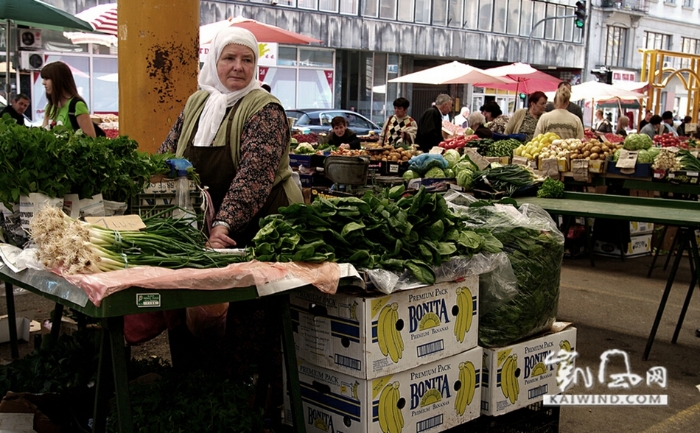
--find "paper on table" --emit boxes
[0,244,24,273]
[616,149,638,174]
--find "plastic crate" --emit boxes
[129,191,203,219]
[455,402,560,433]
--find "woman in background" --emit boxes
[534,86,583,139]
[616,116,629,137]
[504,91,547,142]
[40,61,96,137]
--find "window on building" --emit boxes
[340,0,359,14]
[433,0,448,26]
[493,0,507,33]
[554,5,566,41]
[507,0,520,35]
[645,32,671,50]
[530,1,545,38]
[448,0,464,28]
[362,0,379,17]
[605,26,628,67]
[479,0,494,32]
[415,0,432,23]
[563,6,575,42]
[277,0,297,6]
[298,0,318,9]
[319,0,338,12]
[680,37,700,68]
[682,0,693,6]
[380,0,397,19]
[398,0,414,21]
[519,0,533,37]
[544,3,557,40]
[464,0,478,29]
[663,0,676,4]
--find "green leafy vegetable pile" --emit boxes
[252,186,502,284]
[472,164,538,196]
[459,199,564,347]
[0,119,171,208]
[536,177,565,198]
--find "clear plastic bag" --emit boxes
[445,192,564,347]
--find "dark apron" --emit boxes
[183,101,289,247]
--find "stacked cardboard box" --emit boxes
[285,276,482,432]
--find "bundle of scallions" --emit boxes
[29,206,248,274]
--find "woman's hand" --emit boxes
[207,225,237,249]
[339,143,350,149]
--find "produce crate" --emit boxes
[289,154,312,168]
[462,402,559,433]
[605,157,652,177]
[129,191,203,219]
[667,170,700,184]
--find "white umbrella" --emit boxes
[568,81,645,102]
[388,61,513,85]
[63,3,118,47]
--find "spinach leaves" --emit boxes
[252,186,502,284]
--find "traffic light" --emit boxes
[574,1,586,29]
[519,93,527,100]
[591,68,613,84]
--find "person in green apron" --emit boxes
[157,27,303,416]
[159,28,302,247]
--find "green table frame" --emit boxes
[0,266,308,433]
[515,192,700,361]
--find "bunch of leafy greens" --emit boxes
[536,177,565,198]
[0,119,172,208]
[251,186,502,284]
[459,199,564,347]
[472,164,537,196]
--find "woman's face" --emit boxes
[333,124,347,137]
[529,97,547,116]
[216,44,256,92]
[42,78,53,96]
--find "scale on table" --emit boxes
[323,156,370,193]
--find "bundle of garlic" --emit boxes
[652,148,681,172]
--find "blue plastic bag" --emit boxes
[408,154,448,176]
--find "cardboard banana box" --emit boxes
[284,346,483,433]
[290,277,479,380]
[481,325,577,416]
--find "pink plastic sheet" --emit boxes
[61,260,341,307]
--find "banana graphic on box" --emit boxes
[377,303,404,363]
[454,361,476,416]
[558,340,574,379]
[378,382,404,433]
[500,355,519,405]
[453,287,473,343]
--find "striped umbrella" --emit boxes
[76,3,117,35]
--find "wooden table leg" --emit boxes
[5,282,19,359]
[281,295,306,433]
[643,228,688,361]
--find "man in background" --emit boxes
[0,93,30,126]
[545,81,583,123]
[417,94,452,152]
[661,111,678,136]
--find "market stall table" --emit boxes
[514,192,700,361]
[0,264,333,433]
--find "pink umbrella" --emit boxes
[63,3,117,46]
[476,62,561,94]
[200,16,321,45]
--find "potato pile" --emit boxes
[537,138,622,161]
[363,144,421,162]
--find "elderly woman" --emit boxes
[468,112,493,139]
[534,86,583,139]
[504,91,547,142]
[453,106,470,128]
[159,27,302,249]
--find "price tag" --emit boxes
[136,293,161,308]
[686,123,697,133]
[464,149,491,170]
[85,215,146,231]
[688,171,699,177]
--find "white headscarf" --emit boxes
[194,27,261,147]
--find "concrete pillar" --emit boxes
[118,0,199,153]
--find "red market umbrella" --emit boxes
[63,3,117,46]
[476,62,561,94]
[200,16,321,45]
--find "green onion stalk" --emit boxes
[29,206,248,275]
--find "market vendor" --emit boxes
[378,97,417,147]
[504,91,547,142]
[468,112,493,139]
[159,27,303,249]
[327,115,361,149]
[639,114,664,138]
[480,101,510,134]
[534,85,583,139]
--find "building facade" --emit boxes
[588,0,700,118]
